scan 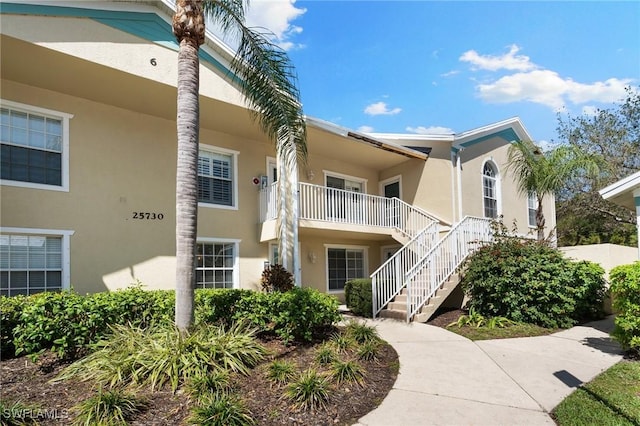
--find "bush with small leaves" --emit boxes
[266,360,296,385]
[610,261,640,353]
[461,235,607,328]
[72,388,146,426]
[344,279,373,317]
[285,369,331,410]
[0,295,27,359]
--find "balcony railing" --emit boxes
[259,182,438,238]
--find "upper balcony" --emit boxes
[259,182,439,242]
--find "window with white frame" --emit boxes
[0,234,63,296]
[195,241,238,289]
[327,247,366,292]
[528,192,537,227]
[197,146,237,208]
[1,101,72,191]
[482,162,499,219]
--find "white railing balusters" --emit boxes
[370,221,440,318]
[404,216,493,321]
[259,182,438,230]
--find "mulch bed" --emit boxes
[426,308,466,329]
[0,329,398,426]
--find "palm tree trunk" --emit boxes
[175,38,200,331]
[173,0,205,332]
[536,196,546,242]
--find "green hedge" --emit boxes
[344,279,373,318]
[461,239,607,329]
[2,286,341,359]
[0,295,26,358]
[610,261,640,352]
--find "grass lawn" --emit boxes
[553,361,640,426]
[445,323,558,341]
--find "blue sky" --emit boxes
[242,1,639,146]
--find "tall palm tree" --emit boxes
[506,140,598,242]
[172,0,306,331]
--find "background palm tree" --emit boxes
[506,140,598,242]
[172,0,306,331]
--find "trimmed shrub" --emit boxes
[7,286,340,358]
[344,279,373,318]
[195,289,250,327]
[12,287,175,359]
[566,261,607,321]
[461,238,607,329]
[0,295,26,358]
[234,287,341,343]
[610,261,640,352]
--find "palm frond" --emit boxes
[203,0,307,161]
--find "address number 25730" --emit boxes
[132,212,164,220]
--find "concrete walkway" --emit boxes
[355,317,624,426]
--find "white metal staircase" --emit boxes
[372,216,494,322]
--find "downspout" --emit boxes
[450,151,457,223]
[455,147,464,221]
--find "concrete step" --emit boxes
[378,309,407,321]
[387,301,407,311]
[394,294,407,303]
[414,280,460,323]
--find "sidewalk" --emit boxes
[355,317,624,426]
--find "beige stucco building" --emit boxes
[0,2,555,319]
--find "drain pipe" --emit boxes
[453,146,464,221]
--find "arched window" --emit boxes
[482,161,499,218]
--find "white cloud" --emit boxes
[358,125,374,133]
[246,0,306,50]
[406,126,454,135]
[364,102,402,116]
[441,70,459,77]
[582,105,598,116]
[475,70,633,109]
[460,44,537,72]
[210,0,306,51]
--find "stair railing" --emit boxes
[404,216,493,322]
[370,221,440,318]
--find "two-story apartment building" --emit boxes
[0,1,555,320]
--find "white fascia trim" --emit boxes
[370,133,454,142]
[455,117,533,145]
[599,171,640,200]
[306,117,426,160]
[1,99,73,192]
[1,227,75,290]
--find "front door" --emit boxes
[326,175,364,222]
[382,179,401,227]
